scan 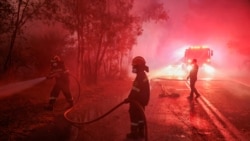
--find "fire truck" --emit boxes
[183,46,214,74]
[184,46,213,65]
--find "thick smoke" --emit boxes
[133,0,250,72]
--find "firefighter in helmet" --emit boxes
[124,56,150,139]
[187,59,200,99]
[44,55,74,111]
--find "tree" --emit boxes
[42,0,90,81]
[0,0,14,75]
[44,0,138,84]
[43,0,168,84]
[3,0,50,74]
[140,2,168,23]
[0,0,14,34]
[81,0,144,84]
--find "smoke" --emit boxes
[132,0,250,71]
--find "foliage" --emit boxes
[40,0,141,84]
[1,0,53,76]
[41,0,169,84]
[0,0,168,83]
[0,0,14,34]
[139,2,169,23]
[28,28,74,72]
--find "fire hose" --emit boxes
[61,73,148,140]
[68,74,81,105]
[63,99,148,141]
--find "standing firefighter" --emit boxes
[124,56,150,139]
[44,55,74,111]
[187,59,200,99]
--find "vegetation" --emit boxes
[0,0,168,84]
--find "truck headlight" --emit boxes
[204,64,215,74]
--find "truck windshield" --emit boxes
[185,48,211,63]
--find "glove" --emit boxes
[46,73,60,79]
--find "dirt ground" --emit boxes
[0,78,132,141]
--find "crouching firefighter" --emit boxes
[44,55,74,111]
[124,56,150,139]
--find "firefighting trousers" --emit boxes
[49,81,73,103]
[129,103,145,127]
[189,79,199,97]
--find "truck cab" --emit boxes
[184,46,214,74]
[184,46,213,65]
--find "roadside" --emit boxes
[0,79,131,141]
[0,76,233,141]
[70,79,225,141]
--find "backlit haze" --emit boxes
[132,0,250,76]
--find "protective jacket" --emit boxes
[45,59,73,111]
[49,61,69,80]
[188,63,199,80]
[128,71,150,106]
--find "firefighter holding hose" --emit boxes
[44,55,73,111]
[124,56,150,139]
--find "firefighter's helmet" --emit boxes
[50,55,61,67]
[51,55,61,63]
[132,56,146,66]
[53,55,61,62]
[192,59,197,63]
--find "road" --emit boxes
[148,76,250,141]
[69,71,250,141]
[195,78,250,141]
[5,69,248,141]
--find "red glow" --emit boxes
[132,0,250,74]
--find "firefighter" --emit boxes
[44,55,73,111]
[187,59,200,99]
[124,56,150,139]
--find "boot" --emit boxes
[126,125,138,139]
[44,99,55,111]
[44,103,54,111]
[138,122,145,138]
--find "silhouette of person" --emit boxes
[187,59,200,99]
[124,56,150,139]
[45,55,73,111]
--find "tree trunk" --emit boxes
[3,0,22,73]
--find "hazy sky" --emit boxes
[132,0,250,69]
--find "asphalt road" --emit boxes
[68,74,250,141]
[1,70,249,141]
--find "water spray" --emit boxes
[0,77,46,98]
